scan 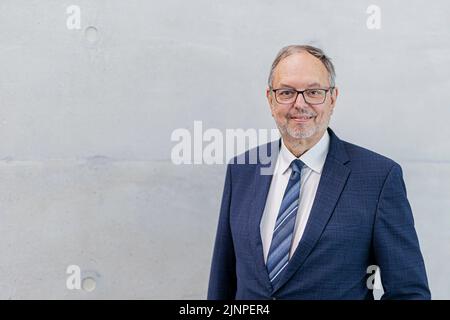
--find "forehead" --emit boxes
[272,52,330,87]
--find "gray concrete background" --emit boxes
[0,0,449,299]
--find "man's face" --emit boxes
[266,51,338,142]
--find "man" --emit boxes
[207,45,431,300]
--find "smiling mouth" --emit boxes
[290,115,315,122]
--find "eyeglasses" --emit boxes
[271,87,334,105]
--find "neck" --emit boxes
[282,130,325,157]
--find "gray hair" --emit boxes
[268,45,336,88]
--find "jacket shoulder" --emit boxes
[341,139,399,172]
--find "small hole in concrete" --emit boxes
[82,277,96,292]
[85,26,99,43]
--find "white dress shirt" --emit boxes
[260,130,330,263]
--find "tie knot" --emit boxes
[291,159,304,174]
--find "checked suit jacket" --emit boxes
[207,127,430,300]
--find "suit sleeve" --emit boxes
[373,163,431,300]
[207,163,237,300]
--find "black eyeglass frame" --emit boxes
[270,87,335,105]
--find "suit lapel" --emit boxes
[272,128,351,293]
[248,139,280,291]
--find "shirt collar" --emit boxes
[278,130,330,175]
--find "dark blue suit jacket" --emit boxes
[208,128,430,300]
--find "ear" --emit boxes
[330,86,339,111]
[266,87,276,116]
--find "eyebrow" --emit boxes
[277,82,324,89]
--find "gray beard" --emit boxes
[277,119,328,139]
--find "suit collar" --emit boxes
[325,127,350,165]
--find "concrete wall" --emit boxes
[0,0,449,299]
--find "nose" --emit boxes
[293,92,309,109]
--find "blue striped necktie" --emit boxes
[266,159,304,285]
